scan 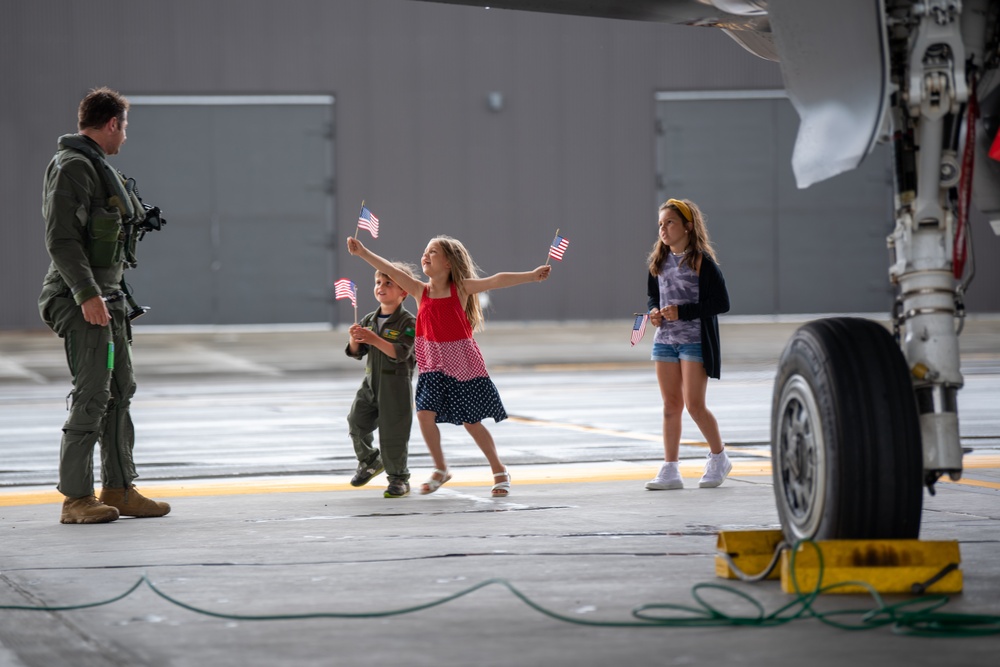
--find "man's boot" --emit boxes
[100,486,171,518]
[60,495,119,524]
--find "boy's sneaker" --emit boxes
[698,450,733,488]
[384,479,411,498]
[350,457,384,487]
[645,461,684,490]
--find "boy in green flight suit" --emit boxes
[345,264,417,497]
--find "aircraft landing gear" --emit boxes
[771,317,924,542]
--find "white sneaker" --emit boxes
[698,450,733,488]
[645,461,683,490]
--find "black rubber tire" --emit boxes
[771,317,923,541]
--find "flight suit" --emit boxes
[38,134,142,499]
[345,305,417,481]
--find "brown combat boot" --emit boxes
[99,486,171,518]
[60,495,120,524]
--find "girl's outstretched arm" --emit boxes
[463,265,551,295]
[346,236,426,299]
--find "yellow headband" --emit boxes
[666,198,692,222]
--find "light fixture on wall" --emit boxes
[487,91,504,112]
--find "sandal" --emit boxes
[419,469,452,495]
[491,468,511,498]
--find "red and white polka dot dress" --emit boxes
[414,283,507,424]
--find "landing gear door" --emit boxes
[767,0,890,189]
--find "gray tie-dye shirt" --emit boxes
[654,253,701,345]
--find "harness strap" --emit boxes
[59,135,139,222]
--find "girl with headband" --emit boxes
[644,198,732,491]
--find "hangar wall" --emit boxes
[1,0,997,330]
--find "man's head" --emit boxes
[78,87,129,156]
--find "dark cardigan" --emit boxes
[646,255,730,379]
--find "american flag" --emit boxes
[358,205,380,238]
[630,314,648,347]
[334,278,357,308]
[548,235,569,261]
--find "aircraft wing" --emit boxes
[411,0,770,29]
[412,0,889,189]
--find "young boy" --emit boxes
[345,264,417,497]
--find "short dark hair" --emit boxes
[78,87,129,130]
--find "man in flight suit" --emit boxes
[38,87,170,524]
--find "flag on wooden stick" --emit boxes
[357,205,380,238]
[548,234,569,262]
[334,278,357,308]
[335,278,358,323]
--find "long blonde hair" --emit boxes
[647,198,718,276]
[431,235,485,332]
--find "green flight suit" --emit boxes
[345,305,417,481]
[37,134,143,499]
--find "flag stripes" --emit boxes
[630,314,647,347]
[358,205,379,238]
[334,278,357,308]
[548,235,569,261]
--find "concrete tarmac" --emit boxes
[1,317,999,667]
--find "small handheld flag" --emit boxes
[334,278,357,306]
[547,233,569,263]
[630,313,648,347]
[334,278,358,323]
[333,278,358,307]
[357,204,380,239]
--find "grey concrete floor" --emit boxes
[1,317,998,666]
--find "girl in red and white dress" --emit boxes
[347,234,550,497]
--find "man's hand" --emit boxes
[81,295,110,326]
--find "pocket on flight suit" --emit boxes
[38,283,62,332]
[65,326,106,379]
[88,208,123,268]
[39,286,80,338]
[64,325,113,430]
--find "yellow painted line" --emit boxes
[0,480,354,508]
[959,453,1000,467]
[0,490,63,507]
[938,477,1000,490]
[2,457,997,508]
[0,461,770,507]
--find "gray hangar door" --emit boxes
[655,92,894,315]
[111,96,335,326]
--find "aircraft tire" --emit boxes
[770,317,923,541]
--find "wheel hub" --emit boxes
[775,375,826,540]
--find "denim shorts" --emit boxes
[651,342,703,364]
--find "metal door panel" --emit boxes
[111,99,335,326]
